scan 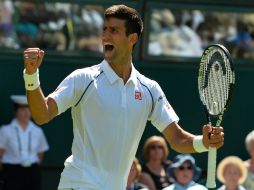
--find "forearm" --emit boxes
[163,122,196,153]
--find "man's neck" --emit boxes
[109,59,132,84]
[16,119,29,130]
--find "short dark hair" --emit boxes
[104,5,143,39]
[13,103,29,112]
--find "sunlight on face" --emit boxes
[101,17,133,64]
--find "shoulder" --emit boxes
[239,185,247,190]
[162,184,174,190]
[244,159,250,168]
[0,123,12,133]
[189,183,208,190]
[216,185,225,190]
[136,71,158,89]
[69,64,102,80]
[30,122,44,133]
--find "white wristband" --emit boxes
[23,69,40,91]
[193,135,208,153]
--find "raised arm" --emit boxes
[162,122,224,153]
[23,48,58,125]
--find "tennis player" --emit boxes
[22,5,224,190]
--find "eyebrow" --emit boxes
[103,25,121,30]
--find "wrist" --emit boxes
[193,135,208,153]
[23,69,40,91]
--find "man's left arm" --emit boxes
[162,122,224,153]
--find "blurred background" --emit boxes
[0,0,254,189]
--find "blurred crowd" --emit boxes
[0,1,103,53]
[1,95,254,190]
[127,132,254,190]
[148,9,254,59]
[1,1,254,60]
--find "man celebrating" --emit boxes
[22,4,224,190]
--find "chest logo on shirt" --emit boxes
[135,91,142,100]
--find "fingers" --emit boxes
[23,48,44,74]
[202,125,224,149]
[209,127,224,148]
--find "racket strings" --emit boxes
[200,49,234,116]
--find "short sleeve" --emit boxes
[48,70,84,115]
[0,126,8,149]
[148,82,179,132]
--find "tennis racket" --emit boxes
[198,44,235,188]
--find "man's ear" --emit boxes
[129,33,138,45]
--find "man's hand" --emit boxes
[23,48,44,74]
[202,124,224,149]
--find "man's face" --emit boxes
[101,17,135,64]
[16,106,31,123]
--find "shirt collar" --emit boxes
[100,59,137,85]
[175,181,196,189]
[11,118,32,132]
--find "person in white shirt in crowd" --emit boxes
[163,154,207,190]
[22,4,224,190]
[217,156,247,190]
[0,95,49,190]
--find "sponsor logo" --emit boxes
[135,91,142,100]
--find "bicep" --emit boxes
[46,97,58,121]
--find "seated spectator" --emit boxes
[127,158,148,190]
[163,154,207,190]
[140,136,172,190]
[217,156,247,190]
[243,130,254,189]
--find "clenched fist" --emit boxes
[23,48,44,74]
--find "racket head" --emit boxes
[198,44,235,117]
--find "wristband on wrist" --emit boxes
[23,69,40,91]
[193,135,208,153]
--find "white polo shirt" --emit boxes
[0,119,49,164]
[48,60,179,190]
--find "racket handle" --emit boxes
[206,147,217,188]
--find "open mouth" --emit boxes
[104,44,114,52]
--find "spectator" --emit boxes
[163,154,207,190]
[243,130,254,190]
[217,156,247,190]
[127,158,148,190]
[140,136,173,190]
[0,95,49,190]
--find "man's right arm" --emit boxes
[23,48,58,125]
[26,88,58,125]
